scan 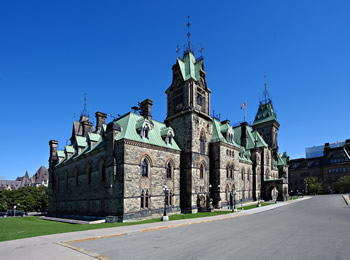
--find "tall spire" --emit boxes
[186,16,192,53]
[80,93,89,118]
[262,73,271,104]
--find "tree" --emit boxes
[304,177,323,195]
[334,176,350,193]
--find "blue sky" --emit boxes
[1,0,349,180]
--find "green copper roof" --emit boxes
[65,145,75,153]
[75,136,87,147]
[233,125,268,149]
[252,102,278,126]
[277,153,287,166]
[88,132,102,142]
[211,119,240,148]
[177,52,203,81]
[57,150,65,158]
[114,113,181,151]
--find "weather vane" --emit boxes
[199,44,204,56]
[176,44,180,56]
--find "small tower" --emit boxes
[252,76,280,153]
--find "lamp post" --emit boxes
[14,205,16,217]
[216,184,221,208]
[161,185,169,221]
[257,192,261,207]
[232,191,237,212]
[207,184,213,211]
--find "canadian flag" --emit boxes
[334,141,339,144]
[241,102,246,109]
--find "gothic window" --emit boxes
[226,165,229,178]
[231,165,234,179]
[141,190,144,209]
[248,170,251,181]
[144,126,149,139]
[141,159,149,177]
[266,152,270,166]
[266,169,270,179]
[200,164,204,179]
[241,168,245,180]
[200,131,206,154]
[145,190,149,208]
[166,161,172,179]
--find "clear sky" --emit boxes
[1,0,349,180]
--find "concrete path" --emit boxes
[0,198,310,260]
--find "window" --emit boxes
[344,168,347,172]
[141,190,144,208]
[248,170,250,181]
[197,93,202,105]
[166,162,172,179]
[226,166,229,178]
[145,191,149,208]
[328,169,331,173]
[241,169,244,180]
[336,168,339,173]
[144,127,149,139]
[332,169,335,173]
[168,190,172,206]
[200,131,206,154]
[231,165,234,179]
[200,165,204,179]
[141,159,148,177]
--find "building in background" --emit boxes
[49,45,289,221]
[0,166,49,190]
[288,140,350,194]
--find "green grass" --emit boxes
[0,211,232,242]
[237,202,274,210]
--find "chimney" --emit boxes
[140,99,153,121]
[324,142,330,156]
[240,122,248,149]
[49,140,58,168]
[82,120,93,137]
[95,112,107,133]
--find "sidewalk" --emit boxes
[0,197,310,260]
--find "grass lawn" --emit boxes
[0,211,232,242]
[237,202,274,210]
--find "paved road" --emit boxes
[72,195,350,260]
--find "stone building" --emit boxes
[0,166,48,190]
[289,140,350,194]
[48,48,289,221]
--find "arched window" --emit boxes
[166,162,172,179]
[266,152,270,166]
[141,159,148,177]
[169,190,172,206]
[144,126,149,139]
[248,170,251,181]
[141,190,144,209]
[241,168,245,180]
[200,164,204,179]
[145,190,149,208]
[226,165,229,178]
[266,169,270,179]
[200,131,206,154]
[230,165,234,179]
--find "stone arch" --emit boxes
[137,152,155,167]
[165,159,175,179]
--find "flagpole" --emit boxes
[245,105,247,123]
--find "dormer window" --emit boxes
[144,126,149,139]
[161,127,175,145]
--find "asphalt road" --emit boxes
[72,195,350,260]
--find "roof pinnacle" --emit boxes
[186,16,191,53]
[80,93,89,118]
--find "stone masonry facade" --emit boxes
[49,49,289,221]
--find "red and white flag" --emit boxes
[241,102,246,109]
[334,141,339,144]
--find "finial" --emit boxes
[186,16,191,52]
[199,44,204,56]
[262,73,271,104]
[80,93,89,117]
[176,44,180,56]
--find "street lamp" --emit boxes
[161,185,169,221]
[232,191,237,212]
[257,192,261,207]
[207,184,213,211]
[217,184,221,208]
